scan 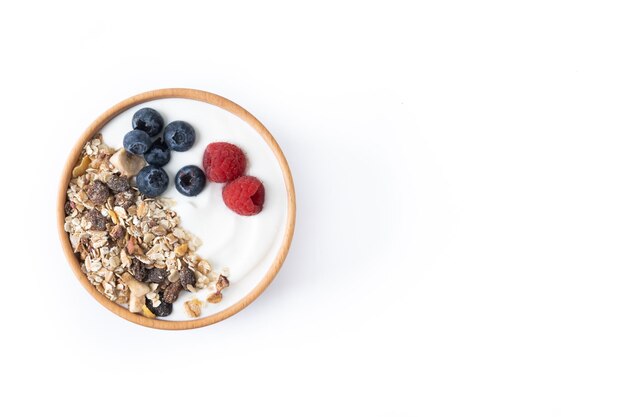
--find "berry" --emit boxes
[164,121,195,151]
[202,142,246,183]
[123,130,152,155]
[143,137,170,167]
[145,295,173,317]
[222,176,265,216]
[174,165,206,196]
[136,165,169,197]
[132,108,164,137]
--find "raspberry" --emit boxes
[222,176,265,216]
[203,142,246,183]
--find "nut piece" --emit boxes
[126,277,150,297]
[128,294,145,313]
[162,281,183,303]
[110,148,146,177]
[108,209,119,225]
[72,155,91,177]
[216,275,230,292]
[207,291,223,304]
[184,299,202,318]
[174,243,188,257]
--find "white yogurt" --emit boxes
[100,98,288,321]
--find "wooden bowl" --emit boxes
[57,88,296,330]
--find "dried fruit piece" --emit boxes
[64,200,74,216]
[86,208,108,231]
[146,267,168,284]
[130,258,147,282]
[207,291,223,304]
[106,174,130,193]
[86,180,111,205]
[110,148,146,177]
[145,295,172,317]
[179,265,196,289]
[109,224,125,240]
[114,190,136,210]
[141,304,156,318]
[126,237,144,256]
[184,299,202,318]
[162,281,183,303]
[72,155,91,177]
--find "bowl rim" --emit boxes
[57,88,296,330]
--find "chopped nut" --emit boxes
[119,272,133,284]
[137,201,148,218]
[108,209,119,225]
[197,260,211,275]
[207,291,222,304]
[174,243,188,257]
[127,277,150,297]
[216,275,230,291]
[184,299,202,318]
[128,294,145,313]
[110,148,145,176]
[72,155,91,177]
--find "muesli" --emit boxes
[64,134,229,318]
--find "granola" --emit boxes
[64,135,227,318]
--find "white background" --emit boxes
[1,1,626,416]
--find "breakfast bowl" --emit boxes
[57,88,296,330]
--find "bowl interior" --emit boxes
[58,88,296,330]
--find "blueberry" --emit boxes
[164,121,195,151]
[123,130,152,155]
[143,137,171,167]
[175,165,206,196]
[132,108,164,137]
[136,165,169,197]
